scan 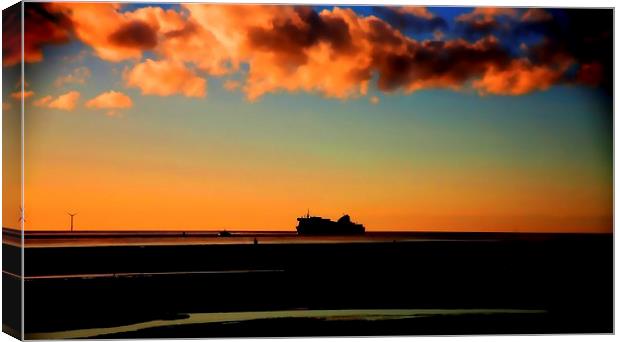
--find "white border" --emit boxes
[0,1,616,342]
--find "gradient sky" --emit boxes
[2,3,613,232]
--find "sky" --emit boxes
[2,3,613,232]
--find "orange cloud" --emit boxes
[86,90,133,109]
[11,90,35,100]
[244,7,372,100]
[33,95,53,107]
[169,6,512,101]
[16,4,608,99]
[48,3,163,62]
[223,80,241,91]
[49,91,80,111]
[473,59,565,96]
[128,6,186,34]
[34,91,80,111]
[169,6,376,100]
[54,66,91,87]
[124,59,206,98]
[156,4,296,76]
[86,90,133,117]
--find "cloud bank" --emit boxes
[11,4,613,101]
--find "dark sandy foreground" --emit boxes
[2,231,613,338]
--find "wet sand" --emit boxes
[27,309,549,339]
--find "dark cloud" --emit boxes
[3,3,612,98]
[3,3,72,67]
[371,6,447,34]
[242,6,514,95]
[108,20,158,50]
[453,8,517,40]
[519,9,612,92]
[2,3,21,67]
[247,6,355,65]
[366,19,407,46]
[370,35,510,91]
[449,8,612,93]
[456,18,502,40]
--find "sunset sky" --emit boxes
[2,3,612,232]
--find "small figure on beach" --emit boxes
[253,237,258,245]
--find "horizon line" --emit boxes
[2,227,612,235]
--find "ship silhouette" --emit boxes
[296,211,365,235]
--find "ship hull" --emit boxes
[296,217,365,235]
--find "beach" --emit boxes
[2,230,613,338]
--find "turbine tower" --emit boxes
[67,212,78,232]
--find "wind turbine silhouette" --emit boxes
[67,212,78,232]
